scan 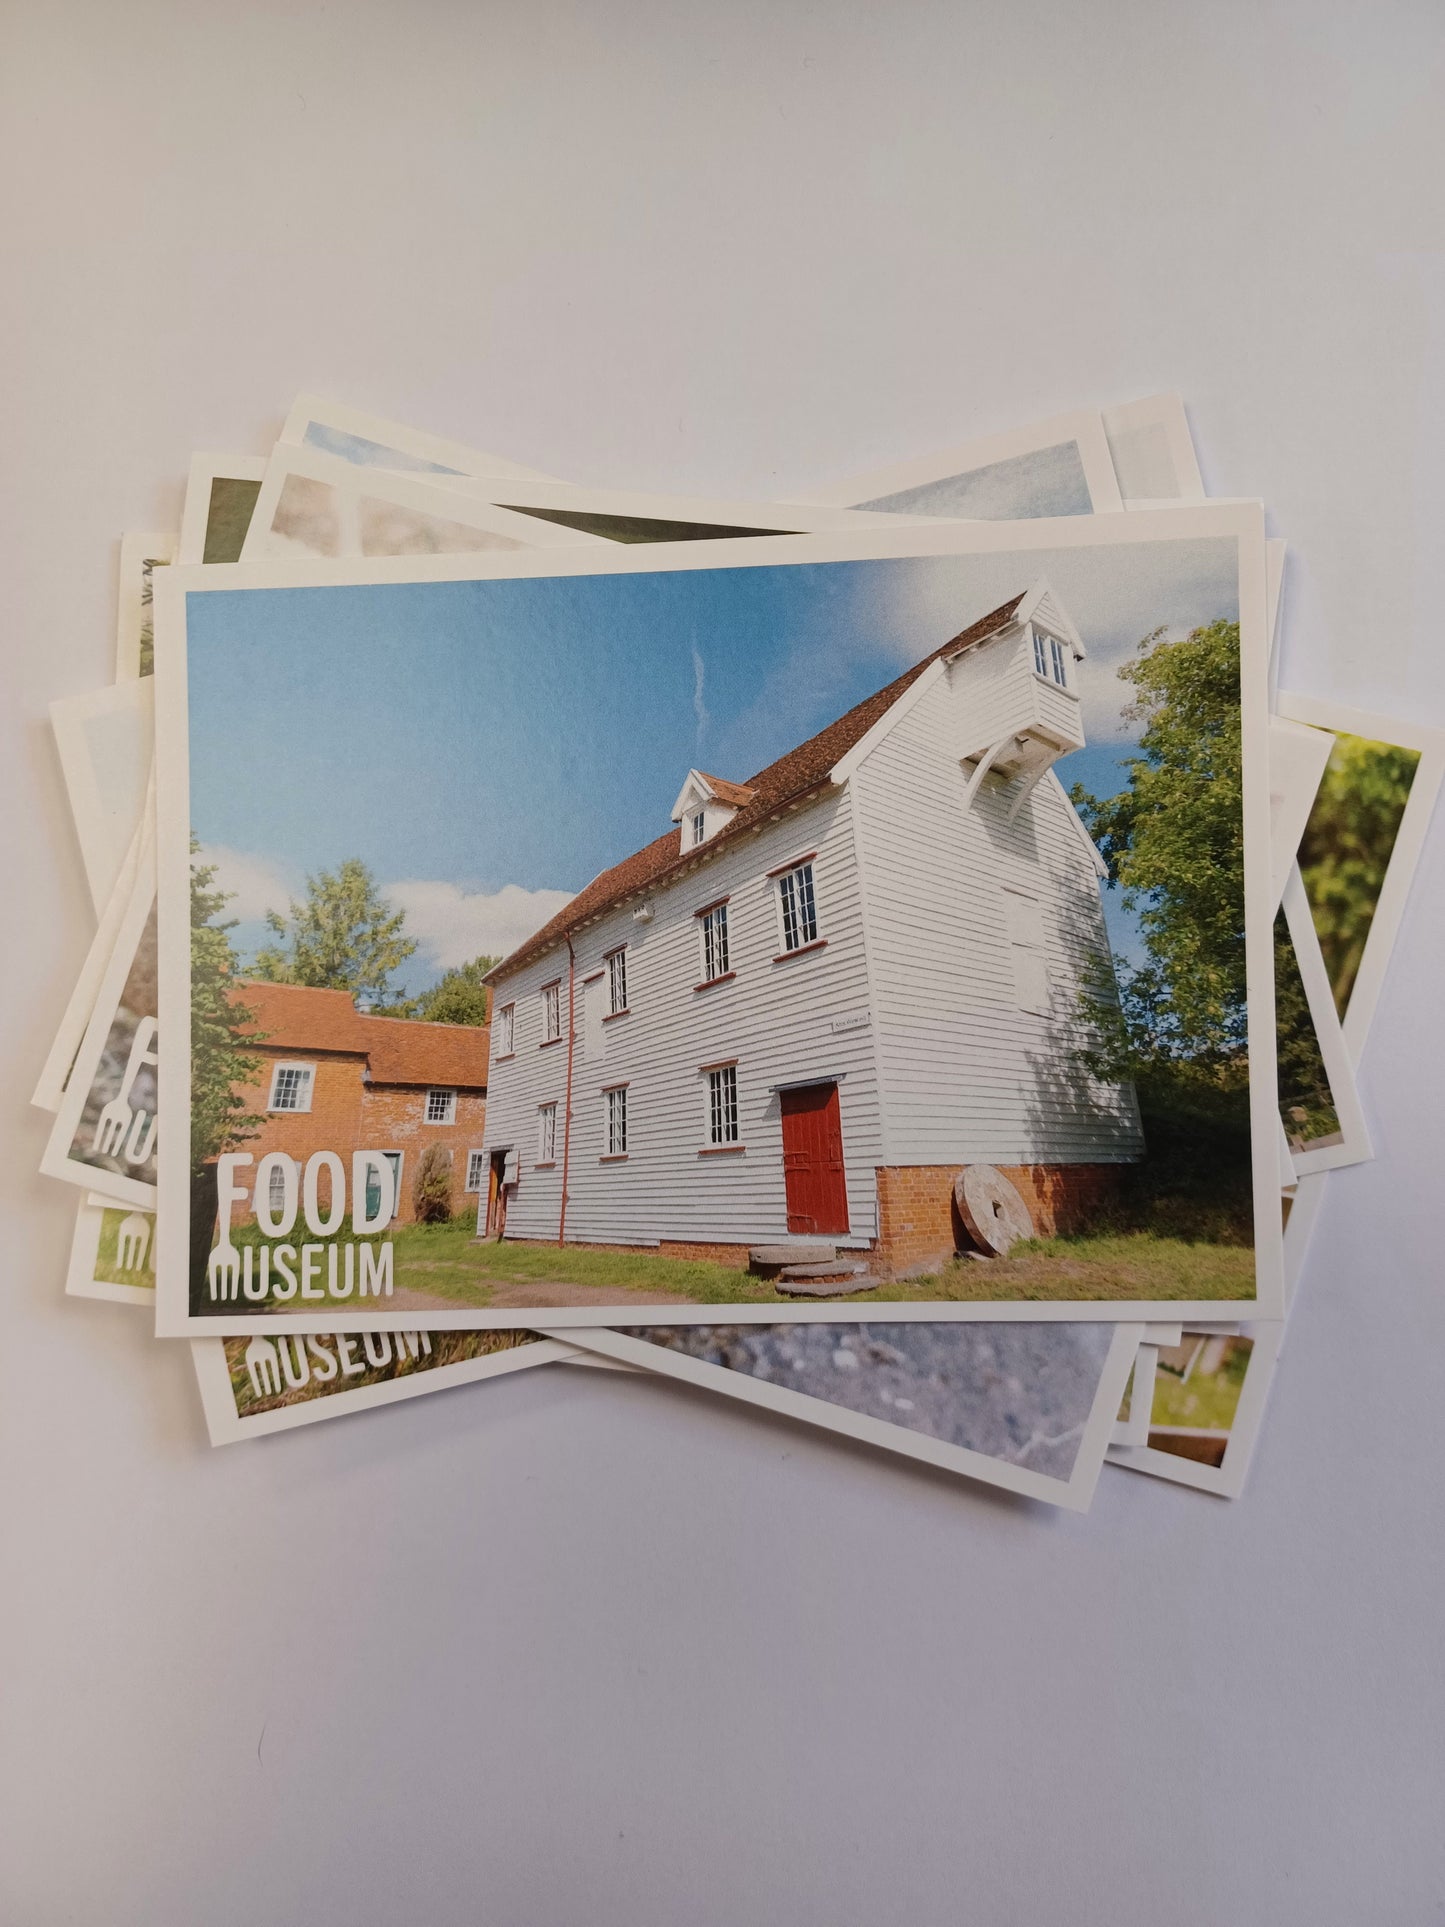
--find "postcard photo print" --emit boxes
[152,503,1276,1335]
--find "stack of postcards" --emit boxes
[35,392,1437,1510]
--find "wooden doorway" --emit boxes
[780,1083,850,1235]
[485,1150,510,1239]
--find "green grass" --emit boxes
[210,1214,1257,1308]
[1151,1339,1252,1430]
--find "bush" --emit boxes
[413,1144,455,1224]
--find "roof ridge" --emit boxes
[487,590,1028,982]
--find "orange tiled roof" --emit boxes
[489,591,1027,982]
[231,979,489,1089]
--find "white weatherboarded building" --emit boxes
[480,584,1143,1276]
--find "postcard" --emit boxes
[115,532,176,679]
[178,454,267,565]
[280,393,553,484]
[241,446,612,564]
[39,829,158,1209]
[805,409,1123,520]
[192,1326,581,1446]
[407,473,941,544]
[1277,872,1371,1179]
[1274,693,1445,1055]
[32,805,148,1112]
[1107,1320,1285,1499]
[66,1194,157,1306]
[1100,395,1205,505]
[1268,718,1333,912]
[546,1320,1142,1509]
[1112,1340,1159,1448]
[49,680,153,915]
[152,502,1278,1336]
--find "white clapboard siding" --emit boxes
[484,787,884,1249]
[850,650,1143,1167]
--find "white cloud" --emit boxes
[384,879,575,971]
[195,844,297,923]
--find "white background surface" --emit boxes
[3,5,1443,1922]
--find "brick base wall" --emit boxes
[501,1165,1122,1280]
[875,1163,1124,1277]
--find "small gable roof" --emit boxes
[489,589,1029,983]
[232,979,489,1088]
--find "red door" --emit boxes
[780,1083,850,1235]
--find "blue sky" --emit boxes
[858,441,1092,520]
[187,538,1238,993]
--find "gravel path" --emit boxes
[622,1322,1116,1479]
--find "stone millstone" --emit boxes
[749,1243,837,1269]
[953,1164,1034,1256]
[774,1272,878,1298]
[778,1259,869,1280]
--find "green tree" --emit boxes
[378,955,498,1026]
[190,841,263,1169]
[412,1144,455,1223]
[252,857,415,1004]
[1072,620,1246,1082]
[1297,733,1420,1019]
[1273,911,1338,1146]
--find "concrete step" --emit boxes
[749,1242,837,1268]
[775,1272,879,1298]
[777,1259,870,1280]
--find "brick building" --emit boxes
[227,980,489,1226]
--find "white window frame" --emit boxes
[1032,626,1049,678]
[465,1149,486,1192]
[496,1002,515,1056]
[700,901,730,982]
[424,1087,457,1125]
[267,1061,315,1113]
[266,1155,299,1216]
[705,1064,740,1147]
[537,1101,557,1164]
[603,1085,628,1158]
[776,859,819,953]
[1049,634,1068,687]
[541,980,561,1043]
[606,946,628,1015]
[691,808,707,846]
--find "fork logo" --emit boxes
[115,1212,152,1271]
[92,1016,159,1165]
[245,1336,281,1399]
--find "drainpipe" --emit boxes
[558,936,577,1246]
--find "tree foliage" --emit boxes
[378,955,498,1026]
[1296,733,1419,1019]
[412,1144,455,1224]
[252,858,415,1005]
[1273,912,1338,1146]
[1071,620,1246,1085]
[190,841,263,1169]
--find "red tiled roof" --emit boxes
[693,772,757,808]
[231,979,489,1088]
[489,591,1027,982]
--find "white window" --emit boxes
[267,1158,294,1216]
[1049,635,1068,687]
[607,947,628,1015]
[777,861,818,952]
[1003,891,1050,1014]
[537,1102,557,1163]
[700,902,730,981]
[465,1150,486,1192]
[1033,627,1049,678]
[604,1086,628,1157]
[268,1062,314,1112]
[496,1003,514,1055]
[542,982,561,1042]
[707,1065,739,1146]
[691,809,706,846]
[425,1087,456,1124]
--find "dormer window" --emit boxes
[671,769,756,849]
[1033,627,1069,688]
[691,810,706,846]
